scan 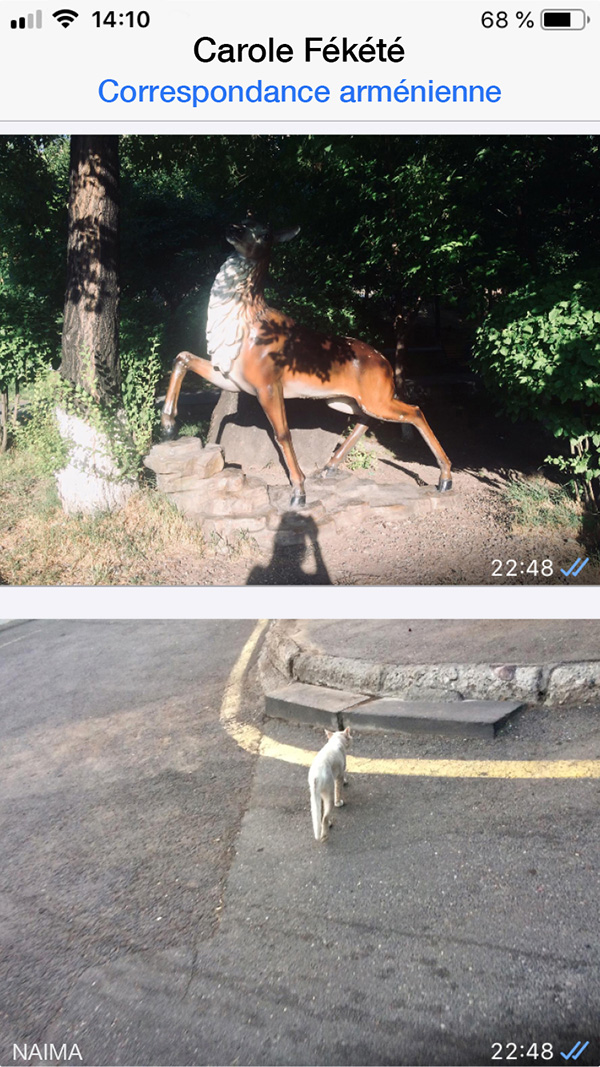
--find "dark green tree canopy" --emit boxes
[1,134,598,485]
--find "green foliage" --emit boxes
[473,270,600,499]
[15,365,140,480]
[12,368,69,474]
[178,417,211,444]
[0,137,68,392]
[120,323,163,453]
[0,289,59,391]
[2,132,600,476]
[346,444,377,471]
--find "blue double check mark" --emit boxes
[561,1040,589,1061]
[560,557,589,578]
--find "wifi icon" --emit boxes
[52,8,79,27]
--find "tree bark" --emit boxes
[60,136,120,403]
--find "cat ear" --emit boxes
[344,727,352,737]
[325,729,334,739]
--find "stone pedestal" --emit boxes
[207,391,350,473]
[144,438,453,550]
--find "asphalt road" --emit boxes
[1,621,599,1067]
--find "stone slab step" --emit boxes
[265,683,525,738]
[344,698,525,738]
[265,682,371,729]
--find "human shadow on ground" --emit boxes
[246,512,332,585]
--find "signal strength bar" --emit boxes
[10,10,43,28]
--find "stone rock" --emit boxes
[380,663,545,703]
[369,501,427,523]
[208,391,350,473]
[55,408,137,516]
[144,426,454,542]
[210,468,247,495]
[294,652,386,696]
[144,439,224,480]
[356,479,426,505]
[165,469,270,520]
[546,663,600,705]
[332,504,371,533]
[266,502,327,530]
[156,471,212,494]
[195,443,225,478]
[202,515,268,539]
[144,437,204,474]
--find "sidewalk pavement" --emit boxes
[260,620,600,720]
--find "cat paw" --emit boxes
[334,799,345,807]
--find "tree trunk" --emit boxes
[60,136,120,403]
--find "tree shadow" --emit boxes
[246,512,332,585]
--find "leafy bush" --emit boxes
[121,330,163,454]
[473,269,600,503]
[12,369,69,474]
[14,366,141,480]
[0,136,67,429]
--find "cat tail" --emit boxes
[309,778,322,841]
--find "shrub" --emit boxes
[121,332,163,454]
[473,269,600,504]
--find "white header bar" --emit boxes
[0,0,597,125]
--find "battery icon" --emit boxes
[541,9,589,28]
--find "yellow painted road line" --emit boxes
[223,622,600,779]
[220,619,270,754]
[260,737,600,778]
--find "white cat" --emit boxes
[308,727,352,842]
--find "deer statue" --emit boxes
[161,218,452,508]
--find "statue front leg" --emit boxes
[256,384,306,508]
[161,351,194,438]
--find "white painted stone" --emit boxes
[54,408,137,516]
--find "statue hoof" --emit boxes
[290,489,306,509]
[437,477,453,493]
[160,415,177,440]
[321,465,337,479]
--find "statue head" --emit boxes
[225,217,300,260]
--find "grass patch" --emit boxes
[0,448,208,585]
[177,417,211,444]
[346,444,377,472]
[503,477,582,532]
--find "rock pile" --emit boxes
[144,438,452,549]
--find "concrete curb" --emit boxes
[259,621,600,707]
